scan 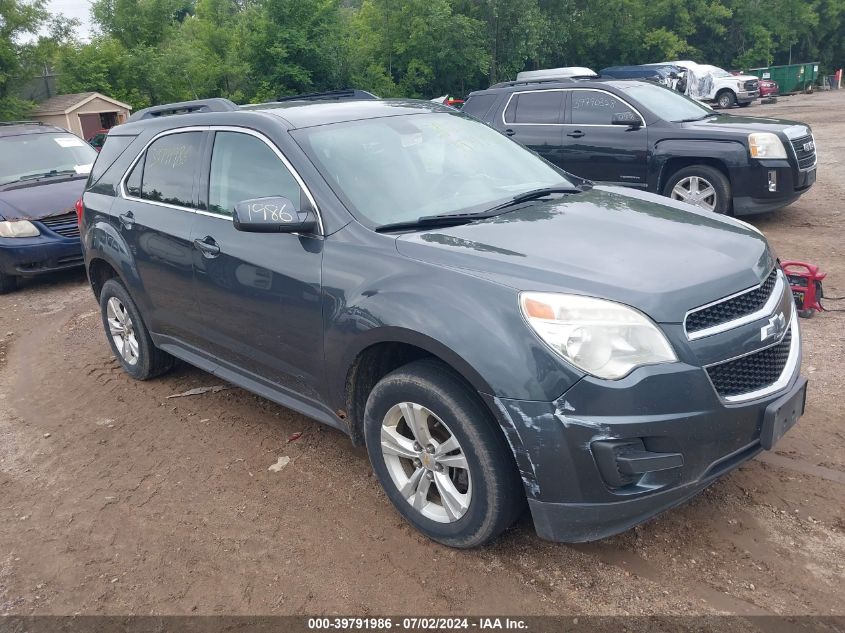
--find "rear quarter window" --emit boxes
[461,94,498,120]
[87,135,137,194]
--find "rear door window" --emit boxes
[505,91,564,124]
[571,91,638,125]
[207,131,302,217]
[126,132,203,208]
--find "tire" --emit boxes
[738,101,751,108]
[663,164,731,214]
[364,359,524,548]
[717,90,736,109]
[99,278,173,380]
[0,272,18,295]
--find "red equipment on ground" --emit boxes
[781,261,826,317]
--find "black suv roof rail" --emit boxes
[0,120,45,127]
[276,89,379,103]
[128,98,239,122]
[488,75,605,89]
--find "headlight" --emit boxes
[520,292,677,380]
[0,220,40,238]
[749,133,787,159]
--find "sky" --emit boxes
[45,0,95,41]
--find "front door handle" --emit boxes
[193,236,221,258]
[504,128,516,136]
[118,211,134,229]
[566,130,585,138]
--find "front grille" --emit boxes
[790,134,817,170]
[39,212,80,238]
[744,80,759,91]
[686,269,778,334]
[707,329,792,397]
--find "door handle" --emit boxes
[504,128,516,136]
[118,211,134,229]
[193,236,221,258]
[566,130,585,138]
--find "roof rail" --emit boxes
[489,75,605,89]
[0,120,45,127]
[276,89,379,103]
[128,98,238,122]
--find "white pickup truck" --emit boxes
[670,60,760,108]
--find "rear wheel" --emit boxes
[663,165,731,214]
[0,272,17,294]
[717,90,737,109]
[99,278,173,380]
[364,359,524,548]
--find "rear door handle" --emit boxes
[118,211,134,229]
[193,236,221,258]
[566,130,585,138]
[504,128,516,136]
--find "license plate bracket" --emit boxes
[761,377,807,450]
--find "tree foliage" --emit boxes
[1,0,843,117]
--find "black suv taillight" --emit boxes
[75,199,84,226]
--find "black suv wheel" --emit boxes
[364,359,524,548]
[664,165,731,214]
[99,279,173,380]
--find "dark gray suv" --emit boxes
[80,96,806,548]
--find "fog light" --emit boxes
[768,170,777,192]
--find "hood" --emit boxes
[681,114,810,137]
[732,74,761,82]
[395,186,774,323]
[0,176,87,221]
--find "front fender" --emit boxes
[321,236,584,409]
[650,139,747,192]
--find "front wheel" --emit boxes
[364,359,524,548]
[663,165,731,214]
[717,90,737,109]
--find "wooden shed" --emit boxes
[33,92,132,140]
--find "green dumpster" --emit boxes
[743,62,820,93]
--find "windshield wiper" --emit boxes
[18,169,80,181]
[375,185,584,233]
[375,210,504,233]
[677,113,719,123]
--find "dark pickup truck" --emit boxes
[463,78,816,215]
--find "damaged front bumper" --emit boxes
[483,356,806,542]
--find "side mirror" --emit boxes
[611,112,643,128]
[233,196,316,233]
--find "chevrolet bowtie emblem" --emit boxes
[761,312,786,342]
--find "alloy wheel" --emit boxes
[670,175,718,212]
[380,402,472,523]
[106,296,139,366]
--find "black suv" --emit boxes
[463,78,816,215]
[0,121,97,293]
[81,96,806,547]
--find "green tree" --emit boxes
[0,0,47,119]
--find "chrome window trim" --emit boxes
[501,88,646,128]
[118,125,324,235]
[704,302,800,404]
[684,268,784,340]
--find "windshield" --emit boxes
[0,132,98,186]
[621,83,713,122]
[700,65,732,78]
[292,112,572,228]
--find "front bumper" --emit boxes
[0,235,83,276]
[485,318,805,542]
[731,158,815,215]
[736,90,759,103]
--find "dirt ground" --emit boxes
[1,91,843,618]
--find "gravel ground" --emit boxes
[0,91,843,617]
